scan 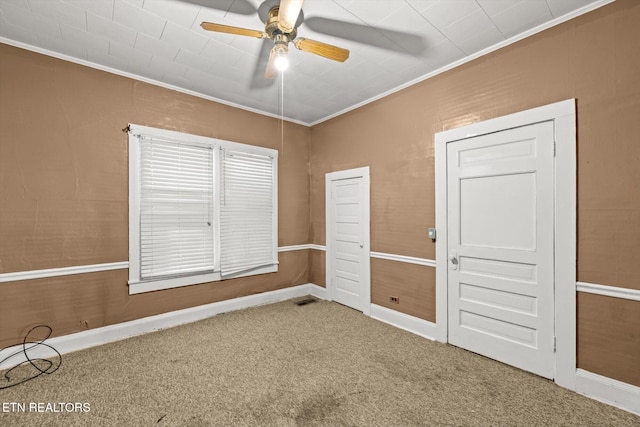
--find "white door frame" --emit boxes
[326,166,371,315]
[434,99,577,390]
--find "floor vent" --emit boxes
[295,298,318,306]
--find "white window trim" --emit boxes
[128,124,278,294]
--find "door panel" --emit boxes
[460,173,536,249]
[329,176,368,311]
[447,121,555,379]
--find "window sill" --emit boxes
[128,264,278,295]
[128,272,221,295]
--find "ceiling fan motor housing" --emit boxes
[266,7,297,40]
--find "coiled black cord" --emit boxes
[0,325,62,390]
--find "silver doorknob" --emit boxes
[449,251,458,270]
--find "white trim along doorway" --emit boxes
[326,167,371,315]
[434,99,577,390]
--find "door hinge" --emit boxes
[553,336,557,352]
[553,141,556,157]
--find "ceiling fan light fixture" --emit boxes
[274,53,289,71]
[273,35,290,72]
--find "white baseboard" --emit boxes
[0,283,318,371]
[575,369,640,415]
[369,304,437,341]
[308,283,328,300]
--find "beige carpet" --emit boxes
[1,298,638,426]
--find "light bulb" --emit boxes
[274,54,289,71]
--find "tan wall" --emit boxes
[371,259,435,322]
[309,249,325,288]
[1,0,639,389]
[0,43,310,348]
[577,293,640,386]
[310,0,640,386]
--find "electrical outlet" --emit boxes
[390,296,399,304]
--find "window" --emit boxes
[128,124,278,294]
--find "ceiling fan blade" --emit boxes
[251,39,276,89]
[179,0,257,15]
[304,17,427,55]
[293,38,349,62]
[264,47,278,79]
[200,22,268,39]
[278,0,304,33]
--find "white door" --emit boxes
[447,121,555,379]
[326,167,370,314]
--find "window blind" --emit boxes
[139,139,214,280]
[220,149,276,276]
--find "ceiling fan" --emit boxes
[200,0,349,79]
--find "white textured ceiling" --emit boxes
[0,0,610,125]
